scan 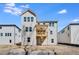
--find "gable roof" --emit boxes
[20,9,36,16]
[0,24,21,30]
[59,22,79,32]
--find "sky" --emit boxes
[0,3,79,31]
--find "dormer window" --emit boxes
[27,17,30,22]
[24,17,26,22]
[31,17,34,22]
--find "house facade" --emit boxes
[21,10,58,46]
[58,23,79,45]
[0,25,21,45]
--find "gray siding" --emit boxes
[58,25,71,44]
[71,25,79,44]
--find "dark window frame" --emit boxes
[10,33,11,36]
[50,31,53,34]
[31,17,34,22]
[51,39,54,43]
[24,17,26,22]
[5,33,7,36]
[29,27,32,32]
[1,33,3,36]
[0,26,2,29]
[27,37,30,42]
[26,27,28,32]
[27,17,30,22]
[9,40,12,43]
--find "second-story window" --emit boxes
[26,27,28,32]
[5,33,7,36]
[50,31,53,34]
[1,33,3,36]
[29,27,32,32]
[10,33,11,36]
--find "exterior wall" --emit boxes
[14,27,21,44]
[47,22,57,45]
[58,25,71,44]
[40,22,58,45]
[21,10,58,46]
[0,26,15,45]
[71,25,79,45]
[0,26,21,45]
[21,12,36,46]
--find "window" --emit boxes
[5,33,7,36]
[24,17,26,22]
[1,33,3,36]
[31,17,34,22]
[49,23,51,26]
[50,31,53,34]
[26,27,28,32]
[10,33,11,36]
[5,33,12,36]
[9,40,12,43]
[27,17,30,22]
[27,37,30,42]
[0,26,2,29]
[8,33,9,36]
[29,27,32,32]
[51,39,54,43]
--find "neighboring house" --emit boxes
[0,24,21,45]
[21,9,58,46]
[58,23,79,45]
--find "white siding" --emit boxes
[71,25,79,45]
[0,26,21,45]
[58,26,71,44]
[21,11,36,46]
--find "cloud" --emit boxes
[20,4,29,8]
[58,9,67,14]
[5,3,15,7]
[71,18,79,23]
[4,3,30,15]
